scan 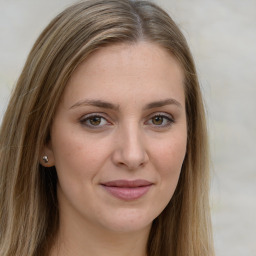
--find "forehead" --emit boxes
[62,42,185,107]
[72,42,183,79]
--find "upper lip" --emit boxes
[101,179,153,188]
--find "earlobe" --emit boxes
[39,141,55,167]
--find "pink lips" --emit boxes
[101,179,152,201]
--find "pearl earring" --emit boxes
[42,155,49,163]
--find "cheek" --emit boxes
[51,131,105,204]
[148,134,186,217]
[153,133,187,195]
[156,136,186,172]
[51,128,86,176]
[51,125,112,182]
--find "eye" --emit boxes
[151,116,165,125]
[146,113,174,128]
[80,114,111,128]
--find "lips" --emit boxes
[101,179,153,200]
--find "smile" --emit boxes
[101,179,153,201]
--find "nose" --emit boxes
[112,124,149,170]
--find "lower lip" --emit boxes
[102,185,152,200]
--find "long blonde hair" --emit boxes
[0,0,214,255]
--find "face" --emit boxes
[42,42,187,234]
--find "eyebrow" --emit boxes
[70,98,182,110]
[143,98,182,110]
[70,99,119,110]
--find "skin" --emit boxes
[42,41,187,256]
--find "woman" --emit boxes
[0,0,214,255]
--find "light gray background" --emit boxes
[0,0,256,255]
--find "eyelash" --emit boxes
[79,112,174,129]
[145,113,174,128]
[80,113,111,128]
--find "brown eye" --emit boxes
[145,113,174,128]
[80,114,110,128]
[152,116,164,125]
[89,116,102,126]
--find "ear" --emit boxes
[39,141,55,167]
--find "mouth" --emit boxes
[100,179,153,201]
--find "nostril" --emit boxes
[112,148,149,170]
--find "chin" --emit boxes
[97,208,157,234]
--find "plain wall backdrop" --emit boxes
[0,0,256,255]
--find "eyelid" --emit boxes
[145,112,175,127]
[79,112,112,128]
[146,111,174,120]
